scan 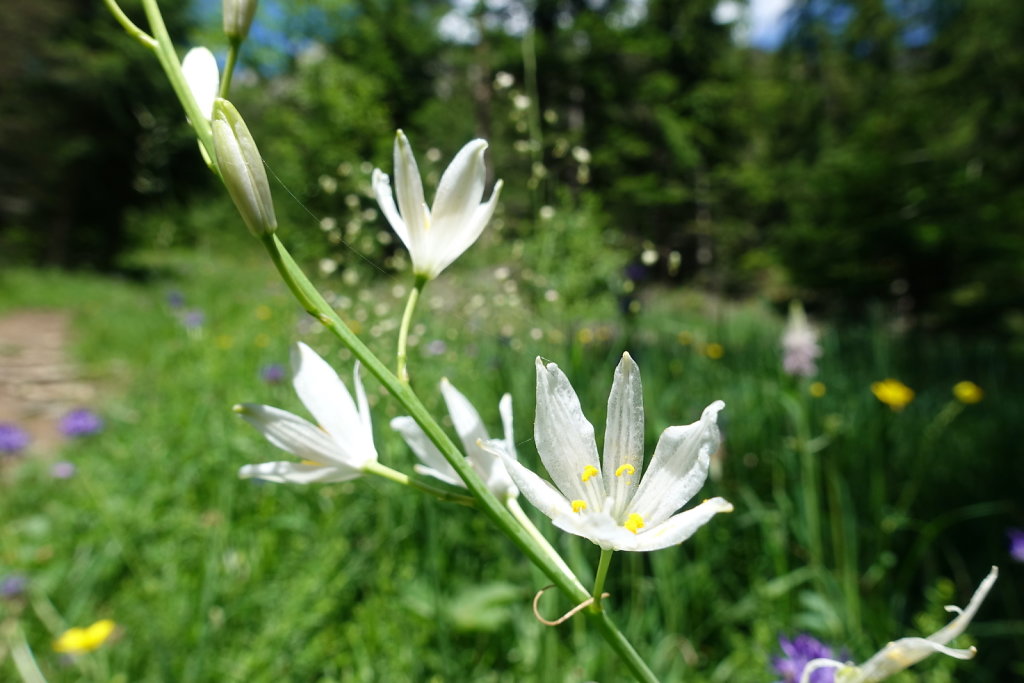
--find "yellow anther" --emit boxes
[623,513,645,534]
[581,465,599,482]
[300,459,323,466]
[571,500,587,513]
[614,463,636,477]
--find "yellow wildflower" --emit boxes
[705,343,724,360]
[871,379,914,411]
[809,381,827,398]
[953,381,983,404]
[53,619,116,654]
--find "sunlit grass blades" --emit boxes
[235,342,377,483]
[493,353,732,552]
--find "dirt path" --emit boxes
[0,310,96,453]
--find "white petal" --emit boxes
[371,169,410,247]
[390,416,462,487]
[352,362,375,459]
[486,439,573,520]
[534,358,606,510]
[291,343,374,465]
[235,403,346,465]
[927,565,998,645]
[181,47,219,120]
[393,130,429,245]
[441,379,489,452]
[856,638,976,681]
[432,139,487,225]
[627,400,724,526]
[614,497,733,552]
[602,352,644,520]
[432,178,503,277]
[239,460,360,484]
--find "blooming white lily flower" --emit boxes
[800,566,999,683]
[391,379,518,499]
[181,47,219,121]
[372,130,503,280]
[235,342,376,483]
[492,354,732,552]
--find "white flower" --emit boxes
[372,130,503,280]
[235,342,376,483]
[781,300,822,378]
[181,47,219,121]
[391,379,518,499]
[492,354,732,552]
[801,566,999,683]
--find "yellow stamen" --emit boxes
[300,459,323,466]
[581,465,599,482]
[624,513,645,534]
[571,499,587,513]
[614,463,635,477]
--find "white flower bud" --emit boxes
[223,0,258,41]
[212,98,277,237]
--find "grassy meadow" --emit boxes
[1,240,1022,682]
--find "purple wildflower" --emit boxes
[423,340,448,357]
[1,574,27,599]
[166,290,185,308]
[59,409,103,437]
[183,310,206,329]
[260,363,286,384]
[782,301,822,378]
[1009,529,1024,563]
[0,423,30,455]
[51,461,77,479]
[773,634,839,683]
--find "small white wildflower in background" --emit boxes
[513,94,531,110]
[493,71,515,89]
[491,354,732,552]
[782,301,823,378]
[372,130,503,280]
[235,343,377,484]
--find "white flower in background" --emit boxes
[181,47,219,121]
[781,300,822,377]
[372,130,503,280]
[391,380,518,499]
[235,342,377,483]
[492,354,732,552]
[800,566,999,683]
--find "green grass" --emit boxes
[1,244,1022,681]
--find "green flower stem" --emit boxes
[396,275,427,385]
[591,548,614,611]
[219,38,242,99]
[103,0,158,49]
[505,496,586,594]
[139,0,216,169]
[260,232,656,682]
[364,460,476,507]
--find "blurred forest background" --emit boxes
[2,0,1023,681]
[4,0,1024,331]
